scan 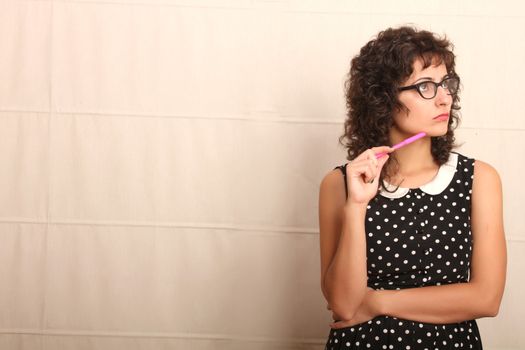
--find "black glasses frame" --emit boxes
[398,76,460,99]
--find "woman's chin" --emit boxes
[425,127,449,138]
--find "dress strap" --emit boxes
[334,164,349,199]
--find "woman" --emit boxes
[319,26,506,349]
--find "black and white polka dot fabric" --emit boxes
[325,152,483,349]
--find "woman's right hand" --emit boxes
[346,146,394,205]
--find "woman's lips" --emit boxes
[434,113,449,121]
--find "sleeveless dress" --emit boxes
[325,152,483,350]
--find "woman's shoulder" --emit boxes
[319,164,348,203]
[457,155,502,196]
[320,164,347,190]
[322,162,350,181]
[473,159,501,184]
[451,151,500,182]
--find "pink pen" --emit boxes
[375,132,427,159]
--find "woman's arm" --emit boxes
[319,170,369,321]
[320,148,393,322]
[375,160,507,324]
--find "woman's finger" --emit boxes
[371,154,389,181]
[370,145,395,154]
[348,161,376,184]
[353,148,374,162]
[377,153,390,169]
[361,166,374,183]
[347,162,373,178]
[363,168,374,184]
[354,146,394,162]
[349,158,377,173]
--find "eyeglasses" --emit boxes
[398,76,460,99]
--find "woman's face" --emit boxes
[392,58,453,138]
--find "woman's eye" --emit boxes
[418,82,431,92]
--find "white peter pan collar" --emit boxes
[379,152,459,199]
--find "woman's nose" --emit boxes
[435,85,452,106]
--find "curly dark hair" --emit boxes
[339,26,462,192]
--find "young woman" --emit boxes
[319,26,506,349]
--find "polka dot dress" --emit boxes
[325,152,483,349]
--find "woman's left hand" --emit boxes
[329,287,381,329]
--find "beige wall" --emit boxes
[0,0,523,349]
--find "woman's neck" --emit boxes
[388,130,438,184]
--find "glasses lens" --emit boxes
[443,77,459,94]
[417,81,436,99]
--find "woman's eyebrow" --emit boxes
[413,74,449,84]
[413,76,433,83]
